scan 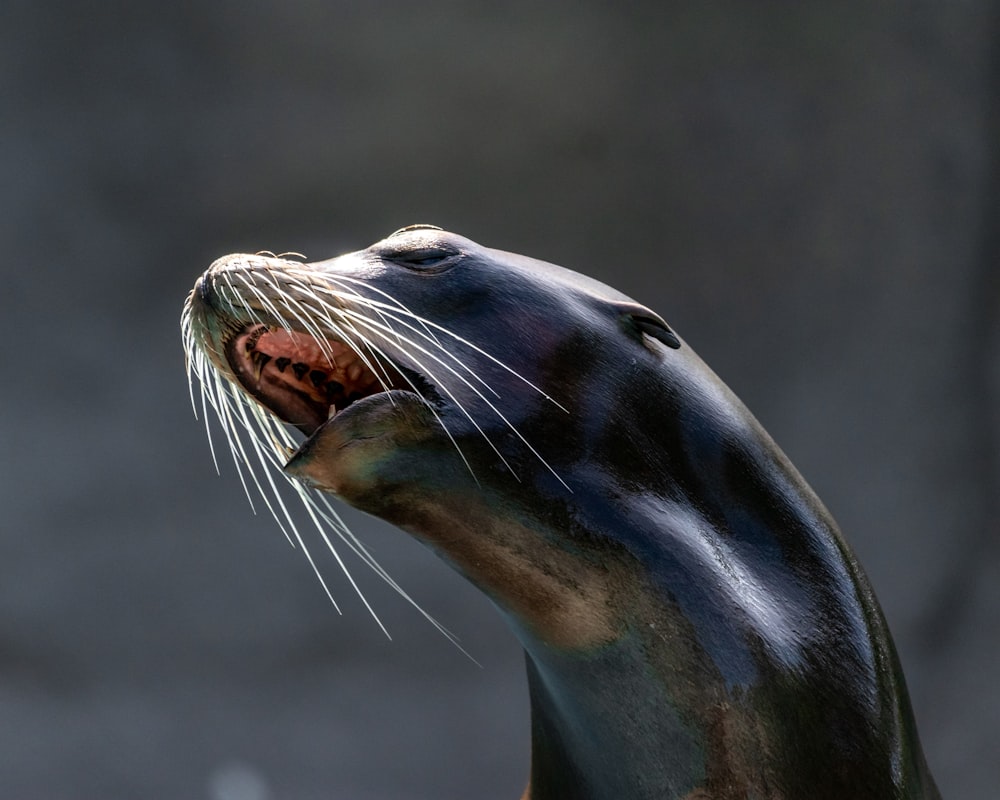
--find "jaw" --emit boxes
[284,388,447,499]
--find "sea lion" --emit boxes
[181,225,940,799]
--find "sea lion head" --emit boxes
[184,224,682,519]
[183,225,689,646]
[182,227,940,798]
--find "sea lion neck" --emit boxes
[365,362,936,799]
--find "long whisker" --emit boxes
[302,285,500,400]
[249,270,337,355]
[236,275,294,335]
[306,281,567,413]
[228,388,349,617]
[336,306,569,490]
[300,488,476,661]
[281,287,399,392]
[336,308,519,480]
[294,301,482,483]
[197,356,222,476]
[289,270,443,350]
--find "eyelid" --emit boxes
[388,247,460,270]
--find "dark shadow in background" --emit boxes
[2,2,997,798]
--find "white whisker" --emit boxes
[221,271,262,326]
[260,278,558,485]
[308,307,482,483]
[291,295,404,399]
[235,273,294,335]
[293,271,444,350]
[198,359,222,476]
[309,283,567,412]
[338,307,569,489]
[250,270,339,362]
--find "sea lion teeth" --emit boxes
[309,370,327,388]
[291,362,309,380]
[274,356,291,373]
[243,325,266,353]
[250,351,271,381]
[327,404,338,419]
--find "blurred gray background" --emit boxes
[2,2,998,798]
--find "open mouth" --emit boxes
[224,324,411,436]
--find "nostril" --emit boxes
[309,370,327,388]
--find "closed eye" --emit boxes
[389,247,460,271]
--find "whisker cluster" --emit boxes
[181,254,566,648]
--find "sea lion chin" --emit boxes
[284,389,444,499]
[181,225,941,800]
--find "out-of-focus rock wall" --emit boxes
[2,2,996,797]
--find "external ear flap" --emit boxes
[617,302,681,350]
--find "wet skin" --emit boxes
[189,227,940,800]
